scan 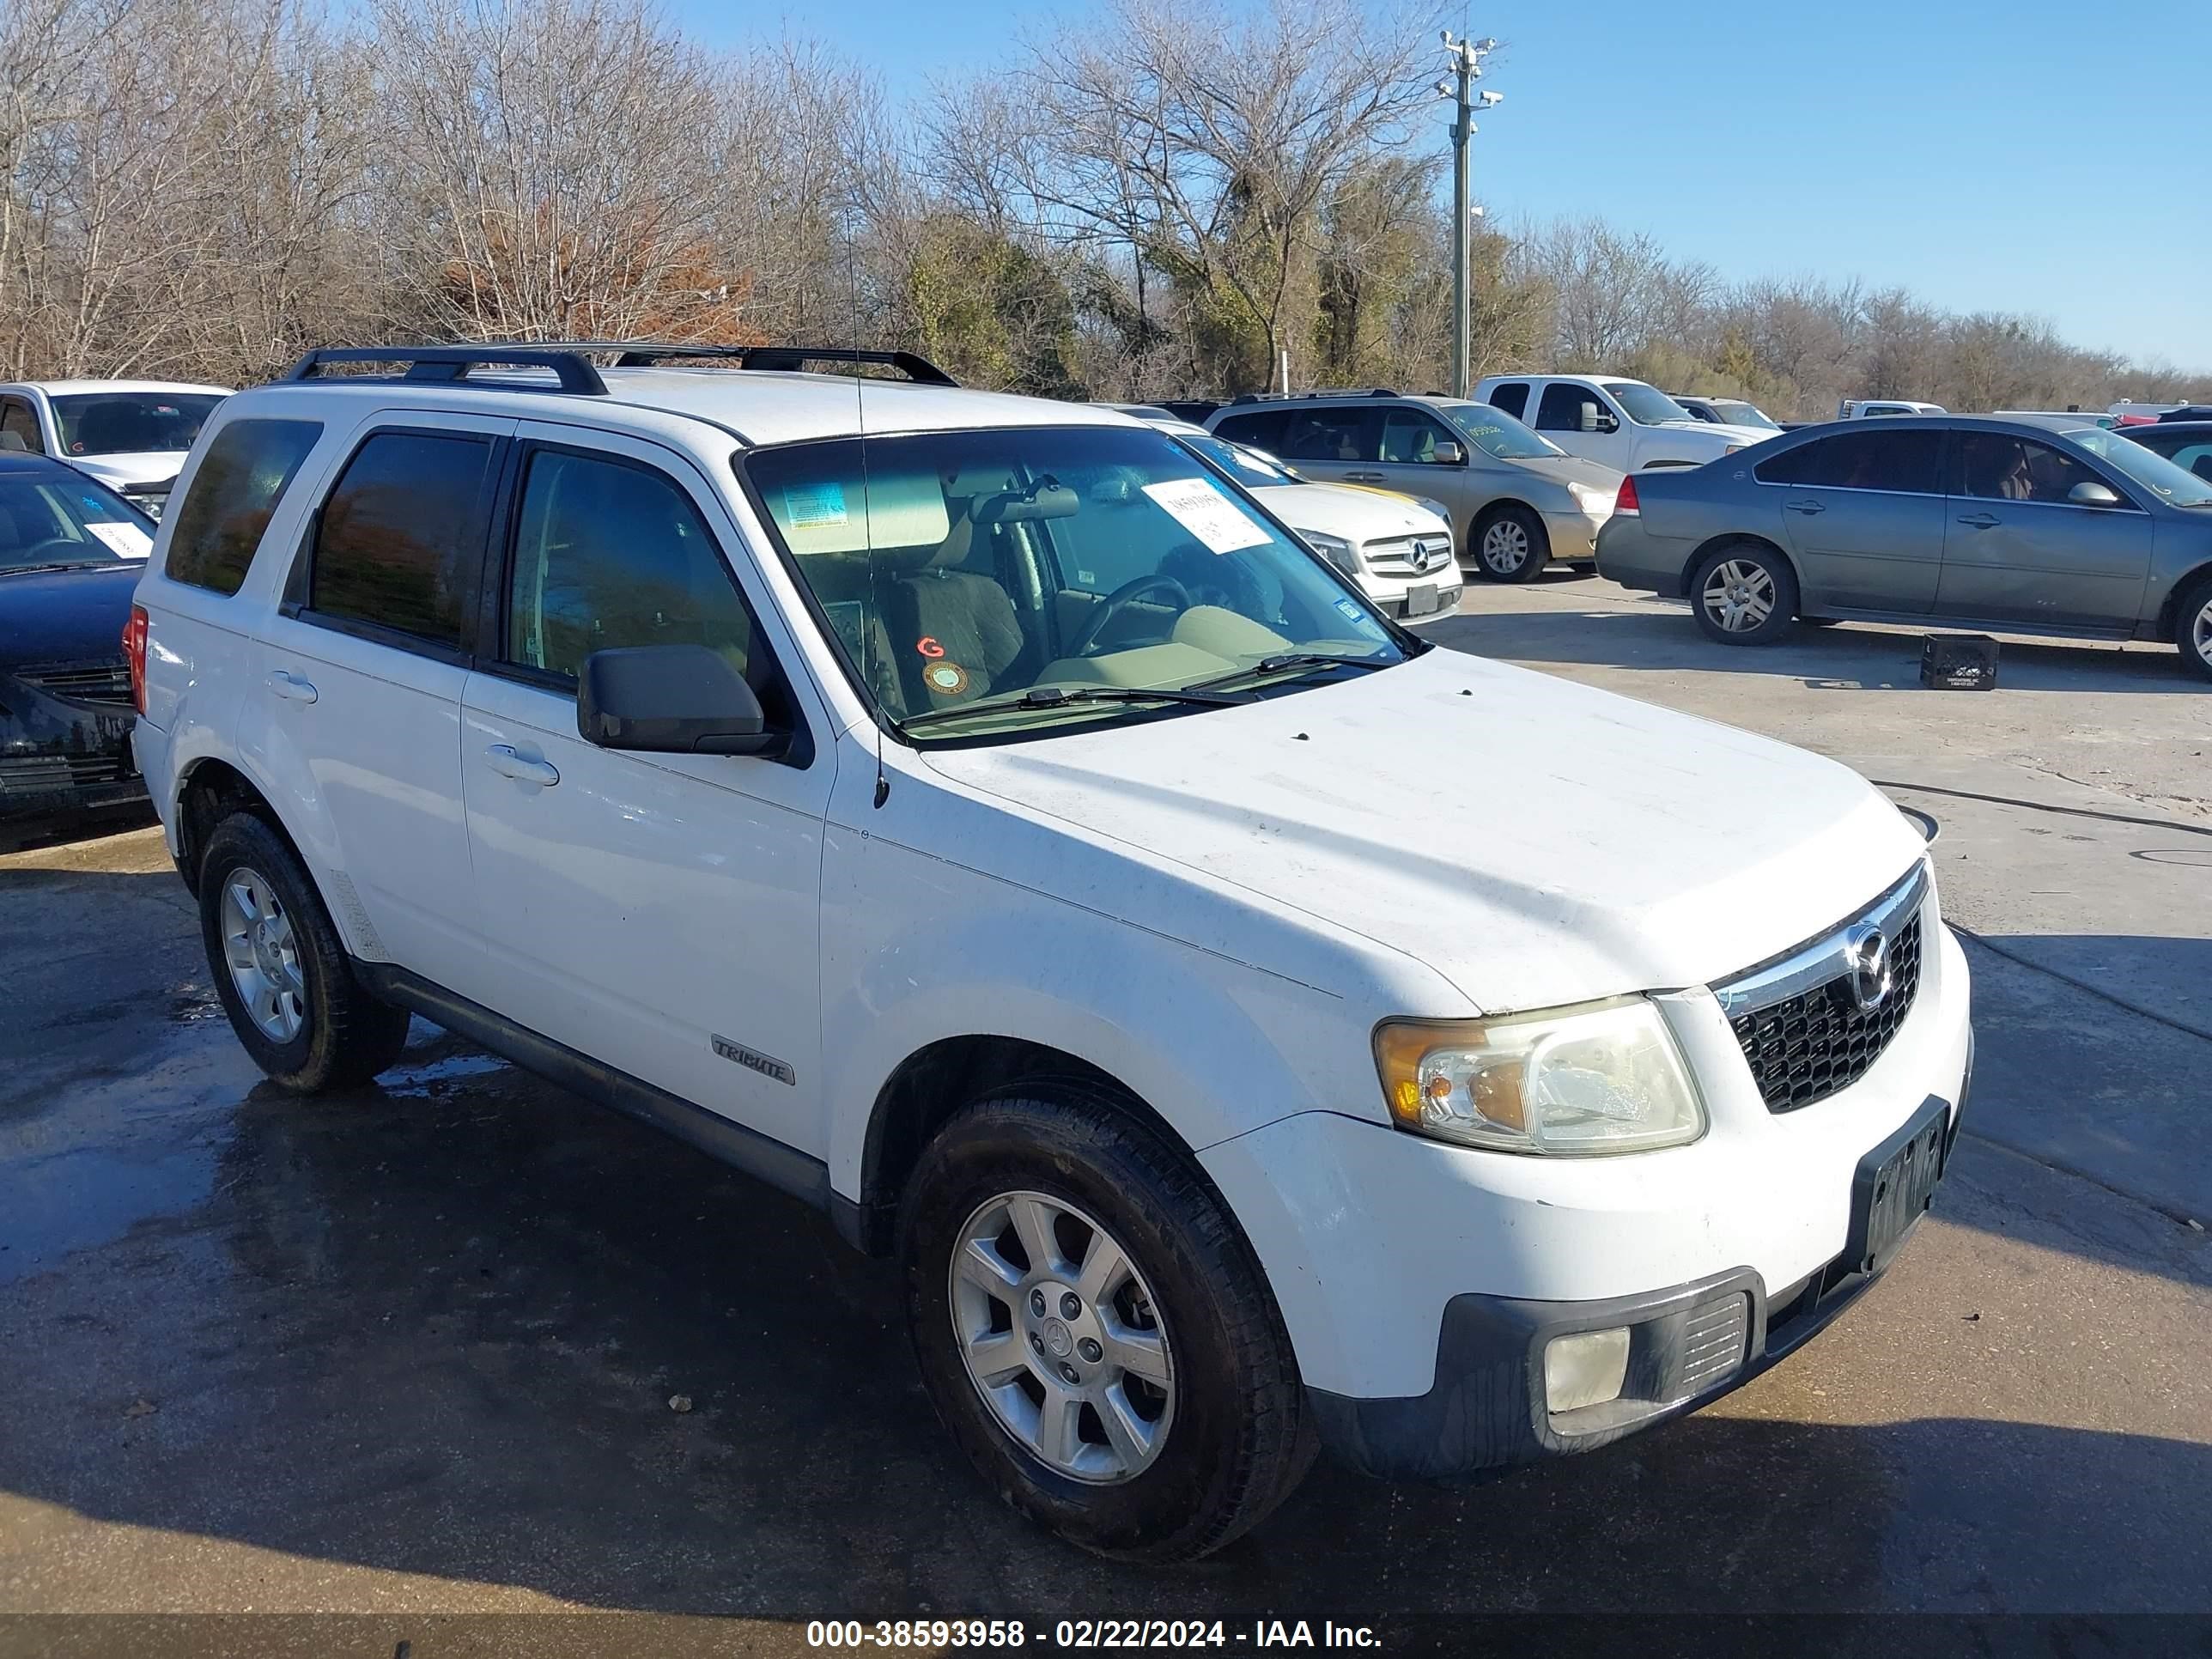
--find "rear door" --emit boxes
[252,414,508,1000]
[1755,428,1948,612]
[1262,404,1382,488]
[1938,432,2156,627]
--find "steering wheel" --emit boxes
[1066,574,1193,658]
[9,538,88,566]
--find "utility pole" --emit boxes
[1439,33,1499,398]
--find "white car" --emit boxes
[131,343,1973,1561]
[1121,413,1461,623]
[1474,374,1772,471]
[0,380,231,517]
[1838,399,1948,419]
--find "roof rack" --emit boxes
[1225,386,1401,404]
[278,343,958,394]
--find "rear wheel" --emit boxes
[2177,574,2212,682]
[1690,542,1799,645]
[901,1089,1313,1561]
[199,812,411,1092]
[1471,505,1551,583]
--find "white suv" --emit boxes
[131,343,1973,1562]
[0,379,231,516]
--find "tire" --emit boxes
[198,811,411,1092]
[2176,573,2212,682]
[1689,541,1800,646]
[1471,505,1551,583]
[900,1089,1315,1562]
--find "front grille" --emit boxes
[1677,1292,1751,1393]
[0,751,133,793]
[15,659,133,707]
[1364,534,1454,576]
[1729,912,1923,1111]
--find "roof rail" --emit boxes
[280,343,962,394]
[281,346,610,394]
[1222,386,1402,405]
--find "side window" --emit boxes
[0,398,43,453]
[1755,430,1941,494]
[308,431,492,647]
[505,448,756,685]
[2168,441,2212,483]
[163,418,323,596]
[1535,383,1600,432]
[1955,434,2105,506]
[1273,406,1376,464]
[1486,382,1529,421]
[1210,410,1287,451]
[1378,408,1456,464]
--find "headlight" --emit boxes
[1413,496,1453,528]
[1566,482,1612,516]
[1299,530,1361,576]
[1373,996,1705,1156]
[1723,444,1743,455]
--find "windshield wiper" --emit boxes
[899,683,1257,732]
[1184,652,1395,693]
[0,560,113,577]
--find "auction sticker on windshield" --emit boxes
[1142,477,1270,555]
[87,520,153,557]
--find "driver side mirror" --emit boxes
[1580,403,1618,434]
[2066,480,2122,508]
[1430,441,1466,465]
[578,644,787,758]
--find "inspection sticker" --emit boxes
[781,480,849,529]
[1141,477,1270,555]
[87,520,153,558]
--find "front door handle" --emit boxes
[1955,513,2001,529]
[483,744,560,788]
[1784,499,1826,516]
[1343,471,1386,483]
[265,670,317,703]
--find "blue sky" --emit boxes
[675,0,2211,374]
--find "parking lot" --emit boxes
[2,574,2208,1650]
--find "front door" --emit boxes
[1759,427,1948,612]
[1533,382,1633,471]
[1365,405,1478,538]
[458,425,836,1157]
[1938,432,2156,628]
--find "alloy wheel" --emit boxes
[949,1189,1176,1485]
[1481,519,1530,574]
[2194,594,2212,665]
[220,866,306,1042]
[1702,558,1777,633]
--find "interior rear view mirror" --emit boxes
[2066,481,2121,507]
[578,644,785,758]
[975,482,1079,523]
[1431,441,1466,465]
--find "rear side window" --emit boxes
[1210,410,1288,450]
[309,431,493,647]
[1756,430,1942,494]
[163,418,322,595]
[1273,406,1376,463]
[1486,382,1529,420]
[0,398,43,452]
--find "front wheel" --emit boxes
[2177,574,2212,682]
[901,1091,1314,1561]
[1690,542,1800,645]
[1471,505,1551,583]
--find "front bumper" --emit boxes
[1307,1074,1966,1480]
[1,679,145,821]
[1539,507,1610,563]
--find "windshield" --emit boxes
[0,473,154,570]
[1602,383,1695,426]
[1711,400,1780,430]
[2068,427,2212,507]
[1437,404,1563,460]
[744,425,1407,743]
[1173,431,1297,489]
[51,392,222,457]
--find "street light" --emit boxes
[1440,32,1500,398]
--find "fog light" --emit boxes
[1544,1328,1630,1413]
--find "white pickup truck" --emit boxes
[1474,374,1771,471]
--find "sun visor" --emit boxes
[770,470,951,556]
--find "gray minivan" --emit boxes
[1595,416,2212,680]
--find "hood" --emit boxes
[65,453,184,490]
[1651,421,1770,449]
[0,562,143,668]
[921,649,1923,1012]
[1513,453,1626,495]
[1255,482,1448,541]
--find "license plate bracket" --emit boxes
[1405,583,1437,617]
[1844,1094,1951,1276]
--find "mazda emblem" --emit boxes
[1844,923,1893,1013]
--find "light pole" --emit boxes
[1439,33,1499,398]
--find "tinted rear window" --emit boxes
[1486,382,1529,420]
[308,431,493,647]
[1755,429,1942,494]
[163,418,324,595]
[1209,410,1288,451]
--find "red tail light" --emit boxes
[124,605,149,714]
[1614,474,1641,516]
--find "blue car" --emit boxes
[1596,416,2212,680]
[0,453,157,821]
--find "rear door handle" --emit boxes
[483,744,559,788]
[1955,513,2001,529]
[1344,471,1386,483]
[1784,499,1826,516]
[265,670,317,703]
